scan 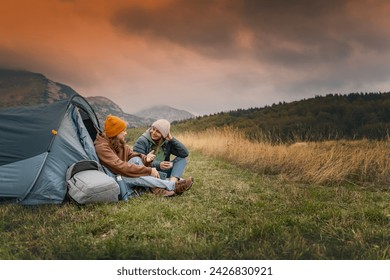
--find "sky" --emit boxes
[1,0,390,116]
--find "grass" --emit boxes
[0,149,389,259]
[178,127,390,186]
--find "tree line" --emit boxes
[174,92,390,143]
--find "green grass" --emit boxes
[0,150,389,259]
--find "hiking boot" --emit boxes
[174,177,194,194]
[151,187,175,197]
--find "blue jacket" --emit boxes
[133,129,189,169]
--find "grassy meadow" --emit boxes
[0,127,389,259]
[178,127,390,186]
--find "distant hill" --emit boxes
[0,69,77,108]
[0,69,152,128]
[86,96,152,128]
[134,105,195,122]
[175,93,390,142]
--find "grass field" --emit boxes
[178,127,390,186]
[0,146,389,259]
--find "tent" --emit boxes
[0,94,102,205]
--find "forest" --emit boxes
[174,92,390,143]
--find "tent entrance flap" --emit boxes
[20,105,99,205]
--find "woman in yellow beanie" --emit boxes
[94,115,193,198]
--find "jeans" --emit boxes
[124,157,175,196]
[104,157,176,200]
[159,157,187,180]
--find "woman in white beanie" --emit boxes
[133,119,191,196]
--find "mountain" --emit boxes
[0,69,152,128]
[86,96,152,128]
[0,69,77,108]
[134,105,195,122]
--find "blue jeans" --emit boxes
[104,157,176,200]
[159,157,187,180]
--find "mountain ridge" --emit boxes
[0,68,77,108]
[0,69,194,127]
[134,105,195,123]
[85,96,153,128]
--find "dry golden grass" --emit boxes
[177,127,390,186]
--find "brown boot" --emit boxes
[174,177,194,194]
[151,188,175,197]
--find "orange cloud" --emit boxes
[1,0,390,115]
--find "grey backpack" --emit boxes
[66,160,120,204]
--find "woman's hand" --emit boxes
[160,161,173,170]
[150,168,160,178]
[146,150,155,163]
[166,132,173,141]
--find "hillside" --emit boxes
[0,69,77,108]
[174,92,390,142]
[86,96,152,128]
[0,69,151,127]
[134,105,195,122]
[0,69,194,128]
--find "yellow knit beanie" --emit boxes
[104,115,126,138]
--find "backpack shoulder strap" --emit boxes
[66,160,103,180]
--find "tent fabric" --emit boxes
[0,100,69,166]
[22,105,99,204]
[0,153,47,197]
[0,93,102,205]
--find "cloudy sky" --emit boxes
[1,0,390,115]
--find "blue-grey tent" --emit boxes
[0,94,102,205]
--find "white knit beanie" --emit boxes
[152,119,171,138]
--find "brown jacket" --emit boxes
[94,133,152,177]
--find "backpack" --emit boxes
[66,160,120,204]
